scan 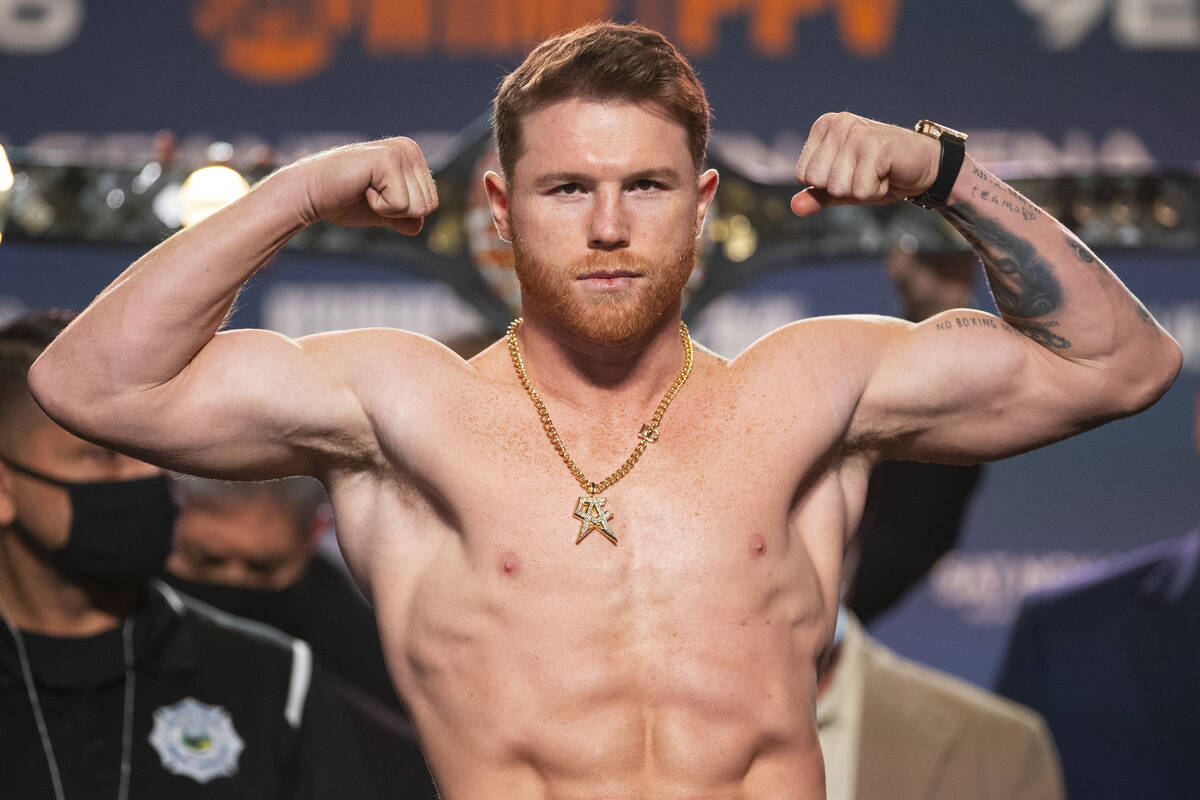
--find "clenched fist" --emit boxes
[791,113,942,217]
[283,137,439,235]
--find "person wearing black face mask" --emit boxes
[162,475,439,800]
[0,310,376,800]
[2,457,178,584]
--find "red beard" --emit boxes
[511,235,696,343]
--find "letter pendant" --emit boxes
[573,496,617,545]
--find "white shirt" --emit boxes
[816,613,866,800]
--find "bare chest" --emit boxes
[353,380,852,630]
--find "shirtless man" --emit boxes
[27,22,1181,800]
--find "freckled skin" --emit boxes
[328,340,869,800]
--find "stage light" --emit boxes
[723,214,758,262]
[1152,182,1185,230]
[0,143,12,245]
[131,161,162,195]
[179,165,250,227]
[0,144,13,192]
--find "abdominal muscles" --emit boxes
[393,534,828,799]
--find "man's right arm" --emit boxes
[28,138,439,479]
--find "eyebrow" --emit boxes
[533,167,685,186]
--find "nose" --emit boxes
[587,188,629,251]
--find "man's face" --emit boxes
[167,494,315,590]
[0,417,161,552]
[486,97,718,342]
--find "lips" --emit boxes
[577,270,641,292]
[578,270,640,280]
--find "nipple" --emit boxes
[748,533,767,558]
[498,549,522,577]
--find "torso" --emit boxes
[323,324,874,800]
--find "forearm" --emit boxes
[940,157,1181,403]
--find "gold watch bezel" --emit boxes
[914,119,968,143]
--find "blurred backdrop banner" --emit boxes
[3,0,1199,168]
[2,0,1199,688]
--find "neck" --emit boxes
[0,530,135,636]
[514,303,689,411]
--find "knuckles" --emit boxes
[384,136,423,160]
[812,111,869,139]
[290,137,440,225]
[797,112,897,198]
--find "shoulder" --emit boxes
[730,314,908,365]
[304,327,503,425]
[720,315,910,452]
[725,314,907,395]
[298,326,480,377]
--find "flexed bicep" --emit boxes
[851,311,1107,463]
[45,328,384,480]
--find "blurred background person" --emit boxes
[0,310,375,799]
[818,605,1064,800]
[994,387,1200,800]
[163,475,438,799]
[164,476,395,705]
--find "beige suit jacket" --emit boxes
[844,619,1065,800]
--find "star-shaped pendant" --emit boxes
[573,496,617,545]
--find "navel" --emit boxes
[748,533,767,558]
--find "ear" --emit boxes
[694,168,719,237]
[483,170,513,243]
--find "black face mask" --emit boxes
[162,572,310,636]
[2,458,179,583]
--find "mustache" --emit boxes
[571,251,649,277]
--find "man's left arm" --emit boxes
[792,113,1183,461]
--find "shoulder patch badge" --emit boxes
[149,697,245,784]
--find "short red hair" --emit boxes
[491,22,711,179]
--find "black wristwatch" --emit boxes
[907,120,968,209]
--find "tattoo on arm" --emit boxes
[1006,320,1072,349]
[1066,236,1097,267]
[1066,235,1157,326]
[967,179,1040,222]
[935,314,1072,350]
[946,209,1064,320]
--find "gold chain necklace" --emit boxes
[506,318,694,546]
